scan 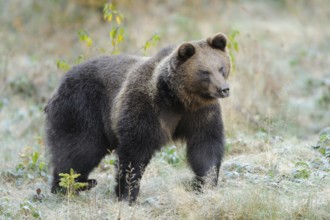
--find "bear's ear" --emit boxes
[178,43,195,60]
[207,33,227,51]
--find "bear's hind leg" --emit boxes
[49,134,109,194]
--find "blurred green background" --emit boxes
[1,0,330,144]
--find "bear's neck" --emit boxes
[156,73,185,113]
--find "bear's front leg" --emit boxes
[115,151,152,203]
[187,135,224,191]
[178,104,225,191]
[114,107,163,203]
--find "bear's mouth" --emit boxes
[206,91,230,99]
[199,87,230,100]
[200,93,216,100]
[200,92,229,100]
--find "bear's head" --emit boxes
[168,32,231,109]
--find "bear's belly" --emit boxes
[159,112,182,143]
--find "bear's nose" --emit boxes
[218,87,230,97]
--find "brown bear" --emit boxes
[45,32,231,203]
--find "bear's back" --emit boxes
[77,55,143,90]
[50,55,144,107]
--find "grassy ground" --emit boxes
[1,0,330,219]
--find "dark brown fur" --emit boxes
[45,33,231,203]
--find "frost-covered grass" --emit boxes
[1,137,329,219]
[1,0,330,219]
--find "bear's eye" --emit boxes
[200,70,211,76]
[219,67,226,77]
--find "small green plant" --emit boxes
[227,28,240,73]
[292,160,311,179]
[56,3,161,71]
[56,60,70,72]
[318,127,330,146]
[20,200,41,219]
[103,153,116,167]
[78,30,93,47]
[100,152,117,171]
[109,26,125,54]
[55,2,126,69]
[318,147,330,158]
[143,33,161,54]
[313,127,330,160]
[161,145,181,165]
[103,3,124,24]
[292,168,310,179]
[59,168,88,198]
[103,3,125,54]
[7,146,47,180]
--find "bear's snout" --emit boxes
[217,86,230,98]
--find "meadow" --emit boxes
[0,0,329,219]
